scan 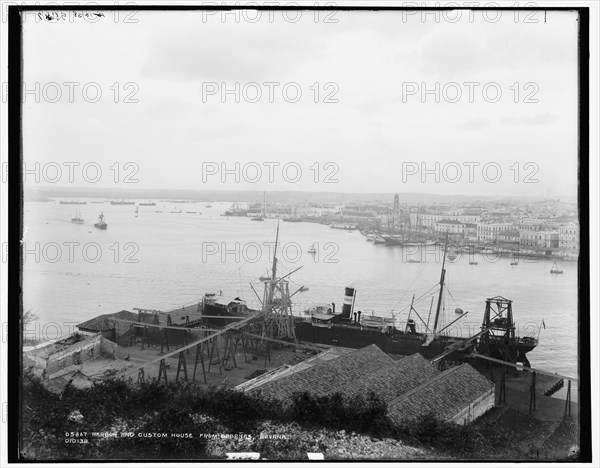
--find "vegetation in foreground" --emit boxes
[20,370,573,461]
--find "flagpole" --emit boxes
[537,319,545,342]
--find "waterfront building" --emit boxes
[477,223,513,242]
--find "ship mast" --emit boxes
[432,232,449,336]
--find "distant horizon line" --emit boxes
[24,185,577,201]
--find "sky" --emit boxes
[20,8,580,197]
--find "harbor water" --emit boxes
[22,201,579,381]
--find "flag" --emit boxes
[542,319,546,329]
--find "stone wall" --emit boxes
[28,334,118,378]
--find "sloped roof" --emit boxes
[77,310,138,332]
[331,353,440,402]
[251,344,394,401]
[387,363,494,424]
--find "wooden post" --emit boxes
[500,365,506,404]
[160,328,170,353]
[193,343,207,383]
[564,379,572,417]
[208,337,222,375]
[241,334,249,363]
[529,371,536,414]
[158,358,168,384]
[176,351,188,381]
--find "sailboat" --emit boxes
[307,243,317,254]
[94,212,107,230]
[70,210,84,224]
[550,262,563,274]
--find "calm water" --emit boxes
[23,201,579,380]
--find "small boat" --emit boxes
[94,212,107,230]
[307,243,317,254]
[510,261,518,266]
[455,308,464,314]
[469,261,478,265]
[60,200,86,205]
[139,202,156,206]
[251,215,264,221]
[447,250,457,261]
[186,211,197,214]
[372,236,386,244]
[205,204,212,208]
[550,262,563,274]
[407,259,422,263]
[110,200,135,205]
[70,210,84,224]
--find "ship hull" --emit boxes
[295,321,536,363]
[295,321,456,358]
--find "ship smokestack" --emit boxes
[341,286,356,320]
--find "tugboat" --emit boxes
[550,262,564,274]
[94,212,107,230]
[70,210,84,224]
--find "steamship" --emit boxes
[294,236,538,365]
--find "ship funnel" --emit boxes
[341,286,356,320]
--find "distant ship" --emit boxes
[139,202,156,206]
[59,200,87,205]
[94,212,107,230]
[110,200,135,205]
[330,224,356,230]
[70,210,84,224]
[550,262,564,274]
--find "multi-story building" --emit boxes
[559,223,579,258]
[520,230,560,250]
[435,219,466,236]
[410,212,480,231]
[477,223,513,242]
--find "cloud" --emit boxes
[500,114,559,126]
[463,118,491,130]
[139,19,325,82]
